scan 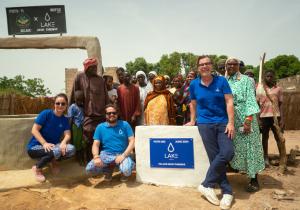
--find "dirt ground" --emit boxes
[1,131,299,210]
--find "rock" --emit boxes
[273,189,286,196]
[287,190,295,195]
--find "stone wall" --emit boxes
[104,67,119,83]
[65,68,78,98]
[0,115,36,170]
[278,75,300,91]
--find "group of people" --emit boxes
[26,56,284,210]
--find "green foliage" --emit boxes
[252,55,300,81]
[264,55,300,79]
[158,52,182,78]
[125,52,199,79]
[0,75,51,97]
[125,57,150,75]
[125,53,300,80]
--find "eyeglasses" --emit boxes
[106,112,117,115]
[198,62,212,67]
[226,63,239,66]
[55,102,66,106]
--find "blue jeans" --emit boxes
[86,151,135,177]
[28,144,76,169]
[198,123,234,195]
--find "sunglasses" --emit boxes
[106,112,117,115]
[55,102,66,106]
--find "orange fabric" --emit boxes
[144,76,176,125]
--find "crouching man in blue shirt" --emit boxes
[86,104,135,182]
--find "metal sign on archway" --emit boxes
[6,5,66,35]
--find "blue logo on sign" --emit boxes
[150,138,194,169]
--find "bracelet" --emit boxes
[245,116,253,121]
[122,153,127,158]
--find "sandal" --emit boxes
[32,165,46,182]
[246,179,259,192]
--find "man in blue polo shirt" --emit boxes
[186,55,235,210]
[86,104,135,182]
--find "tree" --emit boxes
[125,53,300,80]
[0,75,51,97]
[158,52,199,78]
[264,55,300,79]
[125,57,152,75]
[253,55,300,81]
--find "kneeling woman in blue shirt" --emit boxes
[27,93,75,182]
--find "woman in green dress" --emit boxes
[226,57,265,192]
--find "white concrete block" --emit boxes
[135,126,209,187]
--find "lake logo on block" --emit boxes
[167,143,175,152]
[150,138,194,169]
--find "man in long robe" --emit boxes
[117,71,141,131]
[70,58,109,161]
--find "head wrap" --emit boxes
[225,57,240,66]
[83,58,98,72]
[244,69,254,74]
[164,75,170,80]
[148,71,158,77]
[153,76,167,91]
[136,70,148,84]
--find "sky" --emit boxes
[0,0,300,95]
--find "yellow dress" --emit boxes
[144,95,169,125]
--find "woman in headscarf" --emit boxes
[136,70,152,125]
[179,70,196,124]
[169,75,183,95]
[144,76,176,125]
[225,57,265,192]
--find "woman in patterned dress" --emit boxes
[144,76,176,125]
[225,58,265,192]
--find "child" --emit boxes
[68,90,85,165]
[103,75,118,105]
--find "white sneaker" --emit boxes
[197,184,220,206]
[220,194,233,210]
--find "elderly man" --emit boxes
[70,58,109,161]
[186,55,235,210]
[86,104,135,182]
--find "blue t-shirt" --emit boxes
[93,120,134,153]
[67,103,84,127]
[189,75,232,124]
[27,109,70,150]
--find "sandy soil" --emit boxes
[1,131,299,210]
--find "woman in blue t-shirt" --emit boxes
[27,93,75,182]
